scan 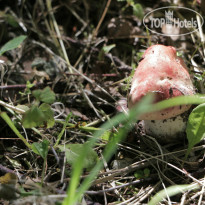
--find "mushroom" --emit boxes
[128,45,195,142]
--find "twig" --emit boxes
[65,36,133,71]
[101,152,125,201]
[38,0,61,52]
[80,87,102,119]
[84,115,111,127]
[93,145,205,185]
[197,176,205,205]
[93,160,149,185]
[93,0,112,38]
[131,183,159,204]
[0,100,25,114]
[196,14,205,57]
[46,0,72,73]
[180,192,187,205]
[63,3,87,27]
[187,186,205,202]
[65,72,119,77]
[0,82,43,90]
[85,178,151,195]
[84,89,115,108]
[0,164,16,174]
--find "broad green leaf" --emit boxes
[22,104,54,128]
[22,105,46,128]
[186,103,205,158]
[31,140,49,159]
[39,103,55,128]
[58,144,98,170]
[32,86,55,104]
[0,35,27,56]
[132,3,144,19]
[148,184,199,205]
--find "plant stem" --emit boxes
[41,158,47,186]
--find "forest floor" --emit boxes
[0,0,205,204]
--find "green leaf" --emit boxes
[39,103,55,128]
[134,168,150,179]
[143,168,150,177]
[26,81,35,89]
[98,44,116,61]
[19,187,41,197]
[58,144,98,170]
[134,170,144,179]
[0,35,27,56]
[102,44,116,53]
[16,104,29,112]
[31,140,49,159]
[32,86,55,104]
[22,104,54,128]
[100,130,116,141]
[176,51,183,57]
[22,105,46,128]
[148,184,199,205]
[194,73,203,81]
[186,103,205,158]
[132,3,144,20]
[5,14,19,28]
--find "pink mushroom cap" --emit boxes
[128,45,195,120]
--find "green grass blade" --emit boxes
[0,112,31,149]
[0,35,27,56]
[63,94,205,204]
[54,113,72,148]
[63,94,153,205]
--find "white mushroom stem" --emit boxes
[143,113,188,142]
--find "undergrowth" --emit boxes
[0,1,205,205]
